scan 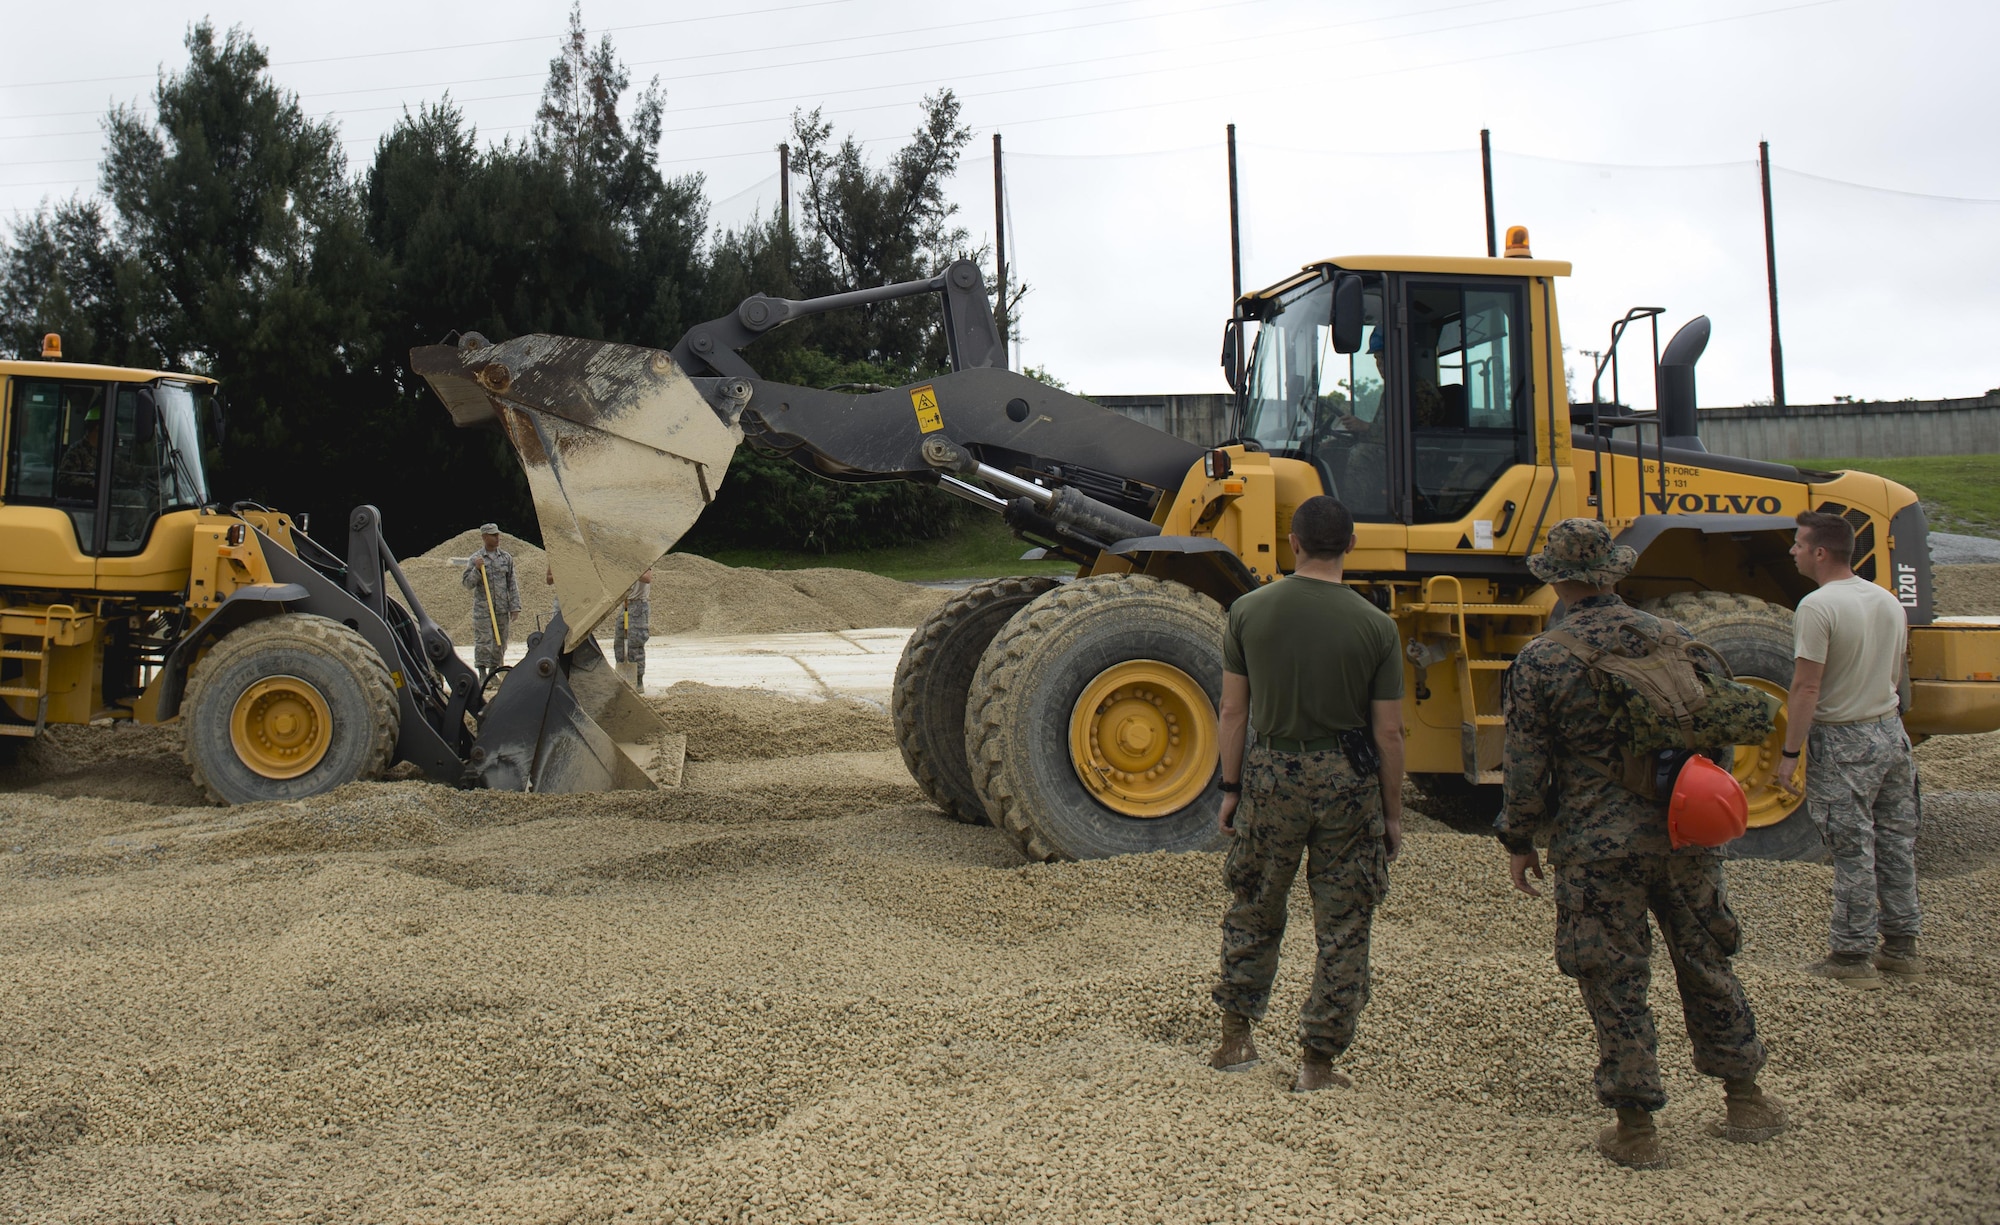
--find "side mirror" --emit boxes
[204,393,227,440]
[132,387,158,444]
[1330,273,1364,355]
[1219,321,1240,393]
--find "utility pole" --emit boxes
[1227,123,1244,389]
[778,143,791,237]
[993,132,1008,368]
[1480,128,1497,257]
[1758,140,1786,408]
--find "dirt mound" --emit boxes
[1934,563,2000,616]
[395,528,562,643]
[651,683,896,760]
[648,552,946,634]
[395,532,946,641]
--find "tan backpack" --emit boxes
[1543,623,1779,800]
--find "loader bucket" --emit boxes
[468,611,685,793]
[411,333,742,653]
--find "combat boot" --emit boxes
[1208,1013,1259,1072]
[1874,936,1927,977]
[1805,951,1885,989]
[1289,1056,1352,1093]
[1718,1079,1790,1143]
[1595,1105,1666,1170]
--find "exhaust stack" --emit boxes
[1659,315,1710,452]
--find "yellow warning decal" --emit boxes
[910,384,944,433]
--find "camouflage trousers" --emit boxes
[1806,714,1922,955]
[1213,744,1388,1061]
[1554,854,1766,1111]
[472,612,509,675]
[614,627,649,690]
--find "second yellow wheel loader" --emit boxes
[416,231,2000,863]
[0,339,674,803]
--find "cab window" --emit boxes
[1404,282,1530,523]
[5,378,106,549]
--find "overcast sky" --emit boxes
[5,0,1996,408]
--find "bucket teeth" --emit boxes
[412,334,741,653]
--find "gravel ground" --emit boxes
[1,685,1995,1223]
[0,562,1996,1221]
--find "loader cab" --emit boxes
[1,359,217,559]
[1237,260,1546,528]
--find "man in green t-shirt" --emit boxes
[1208,495,1405,1092]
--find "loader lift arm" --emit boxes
[413,259,1226,633]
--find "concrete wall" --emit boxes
[1696,394,2000,462]
[1096,390,2000,462]
[1093,393,1236,447]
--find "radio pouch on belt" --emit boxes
[1338,726,1381,778]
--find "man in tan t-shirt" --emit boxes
[1778,510,1922,987]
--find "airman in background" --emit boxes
[462,523,520,680]
[615,568,652,691]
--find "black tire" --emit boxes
[1641,592,1823,862]
[183,613,401,805]
[1410,774,1504,835]
[965,575,1229,862]
[892,576,1064,824]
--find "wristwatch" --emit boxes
[1779,749,1800,759]
[1218,779,1242,793]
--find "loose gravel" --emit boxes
[0,571,1995,1221]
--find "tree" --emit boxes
[785,91,976,375]
[0,199,154,366]
[99,21,384,531]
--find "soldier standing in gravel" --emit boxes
[1778,510,1923,987]
[1497,518,1788,1169]
[462,523,520,681]
[1208,495,1405,1092]
[614,568,653,691]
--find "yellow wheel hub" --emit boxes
[1069,661,1218,818]
[1731,676,1804,829]
[229,675,333,780]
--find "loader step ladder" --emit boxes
[0,606,67,738]
[1420,576,1550,786]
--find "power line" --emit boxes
[0,0,872,90]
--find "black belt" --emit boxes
[1259,735,1342,753]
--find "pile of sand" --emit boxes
[1934,562,2000,616]
[395,529,561,642]
[393,531,947,642]
[1,684,1995,1221]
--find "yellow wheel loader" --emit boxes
[0,338,673,802]
[415,231,2000,862]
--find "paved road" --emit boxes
[490,628,911,706]
[1933,532,2000,565]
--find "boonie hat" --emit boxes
[478,522,500,535]
[1528,517,1638,586]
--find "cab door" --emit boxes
[0,374,105,587]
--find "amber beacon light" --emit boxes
[1503,226,1532,258]
[40,332,61,359]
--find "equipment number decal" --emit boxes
[910,384,944,433]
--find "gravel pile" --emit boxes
[2,682,1995,1222]
[1934,562,2000,617]
[394,531,948,642]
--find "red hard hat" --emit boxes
[1669,754,1749,849]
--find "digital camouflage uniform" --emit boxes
[613,578,651,691]
[1214,745,1388,1061]
[1498,523,1766,1114]
[1806,715,1921,955]
[461,543,520,675]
